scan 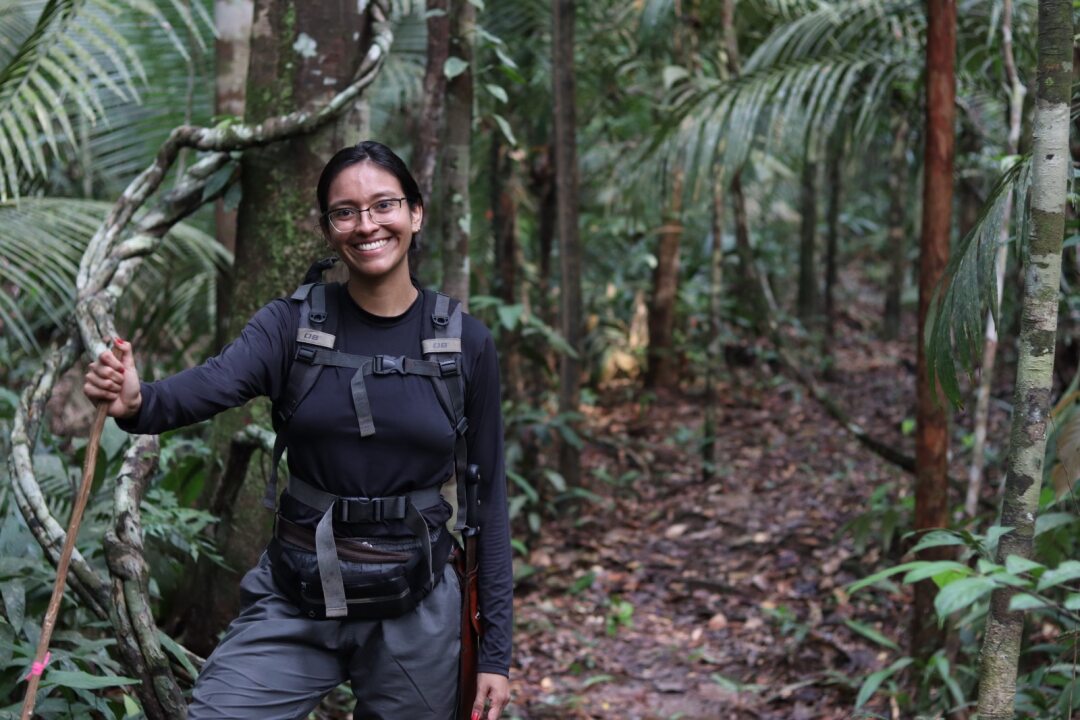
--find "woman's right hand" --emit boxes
[83,338,142,419]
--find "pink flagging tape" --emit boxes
[25,652,51,680]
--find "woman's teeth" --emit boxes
[355,238,390,251]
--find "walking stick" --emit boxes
[457,464,483,720]
[20,346,114,720]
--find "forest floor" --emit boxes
[506,300,1004,719]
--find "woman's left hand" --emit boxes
[471,672,510,719]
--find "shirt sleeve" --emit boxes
[118,299,295,435]
[463,318,514,677]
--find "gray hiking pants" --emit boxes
[187,550,461,720]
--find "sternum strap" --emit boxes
[287,476,443,618]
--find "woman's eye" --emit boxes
[373,200,394,212]
[335,209,357,219]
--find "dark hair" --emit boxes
[316,141,423,241]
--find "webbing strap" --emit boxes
[350,366,376,438]
[425,293,469,532]
[288,477,442,618]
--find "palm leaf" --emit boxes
[0,198,229,354]
[925,155,1032,408]
[0,0,208,200]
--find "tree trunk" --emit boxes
[410,0,450,278]
[178,0,373,656]
[882,116,910,340]
[553,0,583,488]
[797,159,818,323]
[440,0,474,305]
[977,1,1072,714]
[645,169,684,389]
[703,164,726,483]
[911,0,955,661]
[531,146,557,328]
[823,147,841,360]
[212,0,252,347]
[491,136,523,400]
[966,0,1026,519]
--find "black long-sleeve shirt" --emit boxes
[119,284,512,676]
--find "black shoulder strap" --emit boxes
[264,266,340,510]
[422,291,469,531]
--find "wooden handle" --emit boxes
[20,397,110,719]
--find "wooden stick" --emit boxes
[21,396,110,719]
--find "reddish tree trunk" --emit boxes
[912,0,956,660]
[645,170,684,389]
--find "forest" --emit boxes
[1,0,1079,718]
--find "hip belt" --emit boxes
[281,476,444,619]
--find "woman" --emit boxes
[84,141,512,720]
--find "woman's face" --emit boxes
[324,161,422,284]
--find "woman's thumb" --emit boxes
[115,337,135,369]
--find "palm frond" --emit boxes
[926,155,1033,408]
[0,198,229,355]
[0,0,209,200]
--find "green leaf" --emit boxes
[157,629,198,681]
[1037,560,1080,592]
[1064,593,1080,611]
[493,113,517,146]
[933,577,995,619]
[543,469,567,493]
[123,694,141,717]
[485,83,508,103]
[41,670,139,690]
[1008,593,1049,612]
[443,57,468,80]
[1005,555,1045,575]
[901,561,971,587]
[855,657,912,708]
[662,65,689,90]
[1,579,24,632]
[909,530,968,554]
[985,525,1015,555]
[496,303,524,330]
[848,561,925,593]
[569,572,596,595]
[843,619,899,651]
[1035,512,1078,536]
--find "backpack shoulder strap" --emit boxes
[264,274,341,509]
[421,291,470,531]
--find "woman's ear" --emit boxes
[410,204,423,233]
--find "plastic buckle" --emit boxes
[295,345,317,363]
[438,358,459,376]
[431,313,449,328]
[309,310,327,323]
[373,355,405,375]
[339,497,374,523]
[454,417,469,435]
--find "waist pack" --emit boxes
[268,525,454,621]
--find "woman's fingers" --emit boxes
[83,338,142,418]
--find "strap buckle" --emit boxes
[372,355,406,375]
[431,313,449,328]
[295,345,317,363]
[438,358,459,376]
[336,495,407,523]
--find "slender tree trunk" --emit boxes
[721,0,768,332]
[440,0,474,305]
[911,0,956,660]
[179,0,372,655]
[531,147,557,328]
[212,0,252,347]
[883,116,910,340]
[823,145,841,361]
[966,0,1026,519]
[703,165,726,483]
[553,0,583,487]
[645,169,684,389]
[977,1,1072,714]
[491,137,523,400]
[411,0,450,278]
[797,159,819,323]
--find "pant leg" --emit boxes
[348,564,461,720]
[188,552,359,720]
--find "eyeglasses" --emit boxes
[324,198,407,232]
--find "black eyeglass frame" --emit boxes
[323,197,409,232]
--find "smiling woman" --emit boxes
[83,141,513,719]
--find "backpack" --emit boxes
[260,257,472,619]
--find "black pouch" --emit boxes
[268,530,452,620]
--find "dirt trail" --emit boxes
[509,328,918,718]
